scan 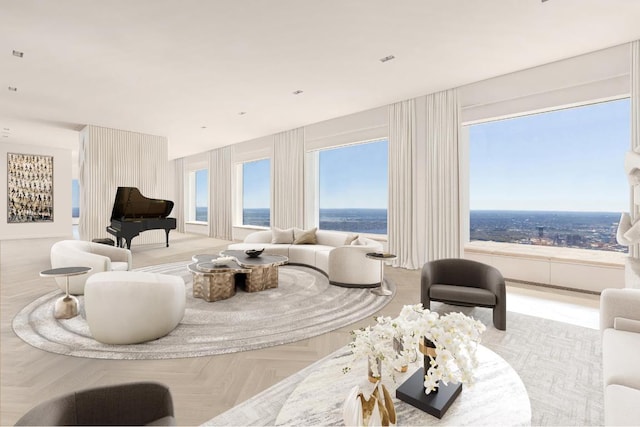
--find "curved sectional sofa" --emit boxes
[227,229,384,287]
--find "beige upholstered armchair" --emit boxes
[15,382,175,426]
[50,240,132,295]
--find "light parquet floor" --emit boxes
[0,232,599,426]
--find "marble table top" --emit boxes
[274,345,531,426]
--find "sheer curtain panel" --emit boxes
[424,89,462,261]
[388,99,420,269]
[630,40,640,259]
[208,146,233,240]
[272,128,304,229]
[173,158,185,233]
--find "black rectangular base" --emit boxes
[395,368,462,419]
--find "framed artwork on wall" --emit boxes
[7,153,54,223]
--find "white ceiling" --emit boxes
[1,0,640,160]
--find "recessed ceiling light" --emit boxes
[201,126,207,129]
[12,50,24,58]
[8,86,17,92]
[380,55,395,63]
[292,90,304,95]
[238,111,247,115]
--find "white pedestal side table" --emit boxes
[40,266,92,319]
[366,252,397,296]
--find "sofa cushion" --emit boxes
[344,233,359,245]
[614,317,640,333]
[293,227,318,245]
[271,227,294,244]
[111,262,129,271]
[603,328,640,389]
[605,384,640,426]
[429,284,496,306]
[315,249,331,274]
[289,245,334,266]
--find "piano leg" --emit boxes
[165,229,170,247]
[125,238,132,250]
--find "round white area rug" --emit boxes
[12,262,395,360]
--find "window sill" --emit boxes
[186,221,208,226]
[465,241,625,268]
[233,224,270,230]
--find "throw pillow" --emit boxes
[350,237,366,246]
[271,227,294,244]
[344,233,359,245]
[293,227,318,245]
[614,317,640,334]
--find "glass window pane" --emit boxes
[195,169,208,221]
[243,159,270,227]
[318,140,388,234]
[71,179,80,218]
[469,98,630,252]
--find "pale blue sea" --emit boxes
[242,208,388,234]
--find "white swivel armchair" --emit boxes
[50,240,132,295]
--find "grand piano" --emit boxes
[106,187,177,249]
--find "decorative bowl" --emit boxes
[212,256,235,267]
[245,248,264,258]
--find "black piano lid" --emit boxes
[110,187,174,219]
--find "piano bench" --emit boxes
[92,238,115,246]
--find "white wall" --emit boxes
[0,142,72,239]
[459,43,630,123]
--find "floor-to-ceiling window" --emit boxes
[468,98,630,252]
[71,179,79,219]
[316,139,388,234]
[242,159,270,227]
[187,168,208,222]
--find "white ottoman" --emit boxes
[84,271,185,345]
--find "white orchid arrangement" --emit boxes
[345,304,486,394]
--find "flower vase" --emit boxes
[393,336,408,372]
[367,357,382,383]
[419,337,439,392]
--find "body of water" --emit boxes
[196,206,208,222]
[242,208,388,234]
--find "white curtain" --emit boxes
[424,89,462,261]
[630,40,640,259]
[388,99,420,269]
[173,158,185,233]
[208,146,233,240]
[273,128,304,229]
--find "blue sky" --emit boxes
[319,140,388,209]
[196,169,208,208]
[240,140,389,209]
[243,159,270,208]
[470,98,630,212]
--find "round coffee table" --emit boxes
[274,345,531,426]
[189,254,251,302]
[40,266,92,319]
[220,250,288,292]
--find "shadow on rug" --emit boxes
[12,262,395,360]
